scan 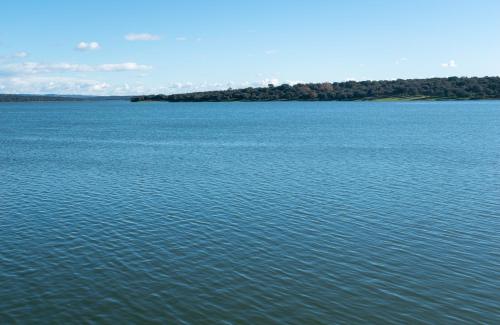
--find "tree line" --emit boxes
[131,76,500,102]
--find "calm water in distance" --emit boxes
[1,101,499,324]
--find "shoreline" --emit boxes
[131,96,499,103]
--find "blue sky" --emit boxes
[1,0,499,95]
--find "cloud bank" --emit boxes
[0,76,302,96]
[0,76,110,94]
[1,62,152,74]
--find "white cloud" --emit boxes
[1,62,152,74]
[264,49,278,55]
[15,51,28,58]
[125,33,160,41]
[148,79,305,94]
[249,78,280,86]
[76,41,100,51]
[0,76,301,96]
[89,82,110,92]
[441,59,457,68]
[115,80,282,96]
[176,37,187,41]
[0,76,110,95]
[98,62,152,72]
[3,62,93,74]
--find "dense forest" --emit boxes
[131,77,500,102]
[0,95,130,102]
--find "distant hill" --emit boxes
[0,94,131,102]
[131,76,500,102]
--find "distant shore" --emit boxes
[0,95,130,103]
[131,76,500,102]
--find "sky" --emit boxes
[1,0,499,95]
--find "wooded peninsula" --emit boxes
[131,76,500,102]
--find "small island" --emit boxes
[131,76,500,102]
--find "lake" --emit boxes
[0,100,499,323]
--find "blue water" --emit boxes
[1,100,499,324]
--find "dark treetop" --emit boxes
[131,76,500,102]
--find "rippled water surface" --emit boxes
[1,101,499,324]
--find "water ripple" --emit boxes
[1,101,499,323]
